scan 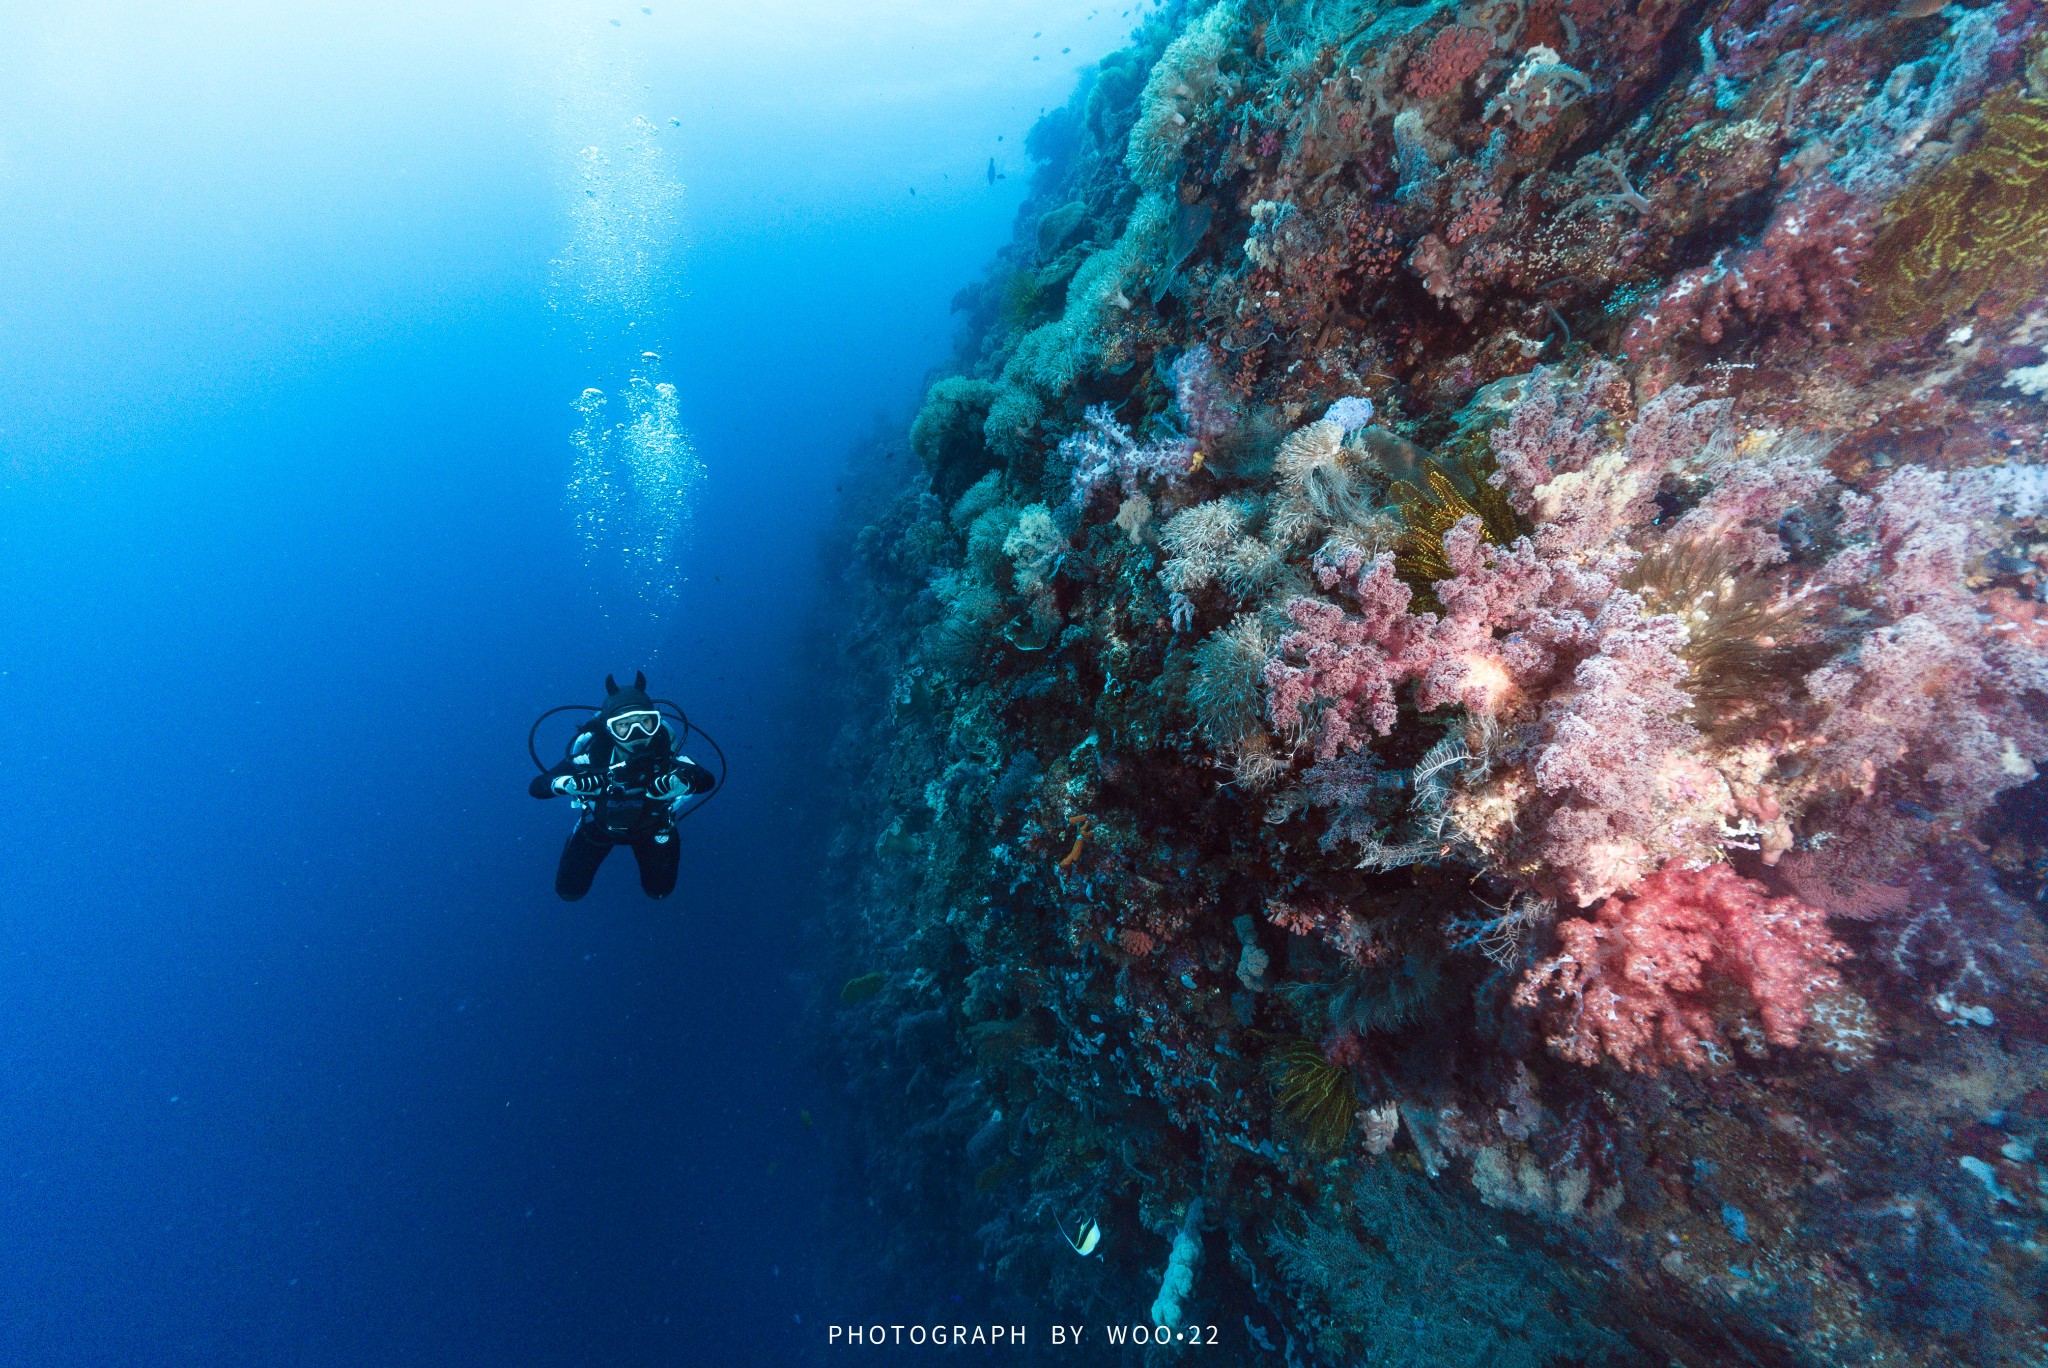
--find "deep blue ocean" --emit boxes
[0,5,1133,1362]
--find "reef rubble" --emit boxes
[811,2,2048,1362]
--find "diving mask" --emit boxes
[606,709,662,743]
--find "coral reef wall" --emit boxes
[813,1,2048,1362]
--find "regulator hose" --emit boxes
[526,699,728,821]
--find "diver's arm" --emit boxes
[675,756,716,795]
[530,735,602,799]
[649,755,716,802]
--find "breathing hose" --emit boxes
[527,698,728,821]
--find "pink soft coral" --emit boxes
[1805,467,2048,813]
[1515,864,1848,1072]
[1531,594,1703,904]
[1487,362,1630,512]
[1264,551,1438,760]
[1416,518,1622,716]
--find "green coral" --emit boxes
[1189,611,1278,748]
[1036,200,1091,258]
[839,972,887,1006]
[1124,5,1238,193]
[1271,1165,1620,1368]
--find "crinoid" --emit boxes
[1622,537,1816,722]
[1388,433,1525,606]
[998,266,1058,332]
[1268,1038,1359,1152]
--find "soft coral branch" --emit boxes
[1515,863,1848,1072]
[1264,551,1438,760]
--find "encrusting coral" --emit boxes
[813,3,2048,1364]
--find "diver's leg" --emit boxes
[632,824,681,899]
[555,823,611,901]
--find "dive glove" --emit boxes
[551,772,604,797]
[648,770,687,800]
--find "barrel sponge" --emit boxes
[1149,1198,1206,1329]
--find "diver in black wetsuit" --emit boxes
[529,672,716,900]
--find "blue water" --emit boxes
[0,4,1131,1362]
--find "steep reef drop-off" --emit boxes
[813,2,2048,1362]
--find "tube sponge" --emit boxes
[1149,1198,1205,1329]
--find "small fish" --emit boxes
[840,971,887,1005]
[799,1109,813,1130]
[987,157,997,185]
[1058,1215,1103,1256]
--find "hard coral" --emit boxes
[1405,24,1492,101]
[1515,863,1848,1072]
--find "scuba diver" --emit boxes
[528,672,720,901]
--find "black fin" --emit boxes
[634,670,647,690]
[605,674,619,695]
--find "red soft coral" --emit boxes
[1267,895,1395,967]
[1515,864,1849,1072]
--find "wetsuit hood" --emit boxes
[600,671,654,718]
